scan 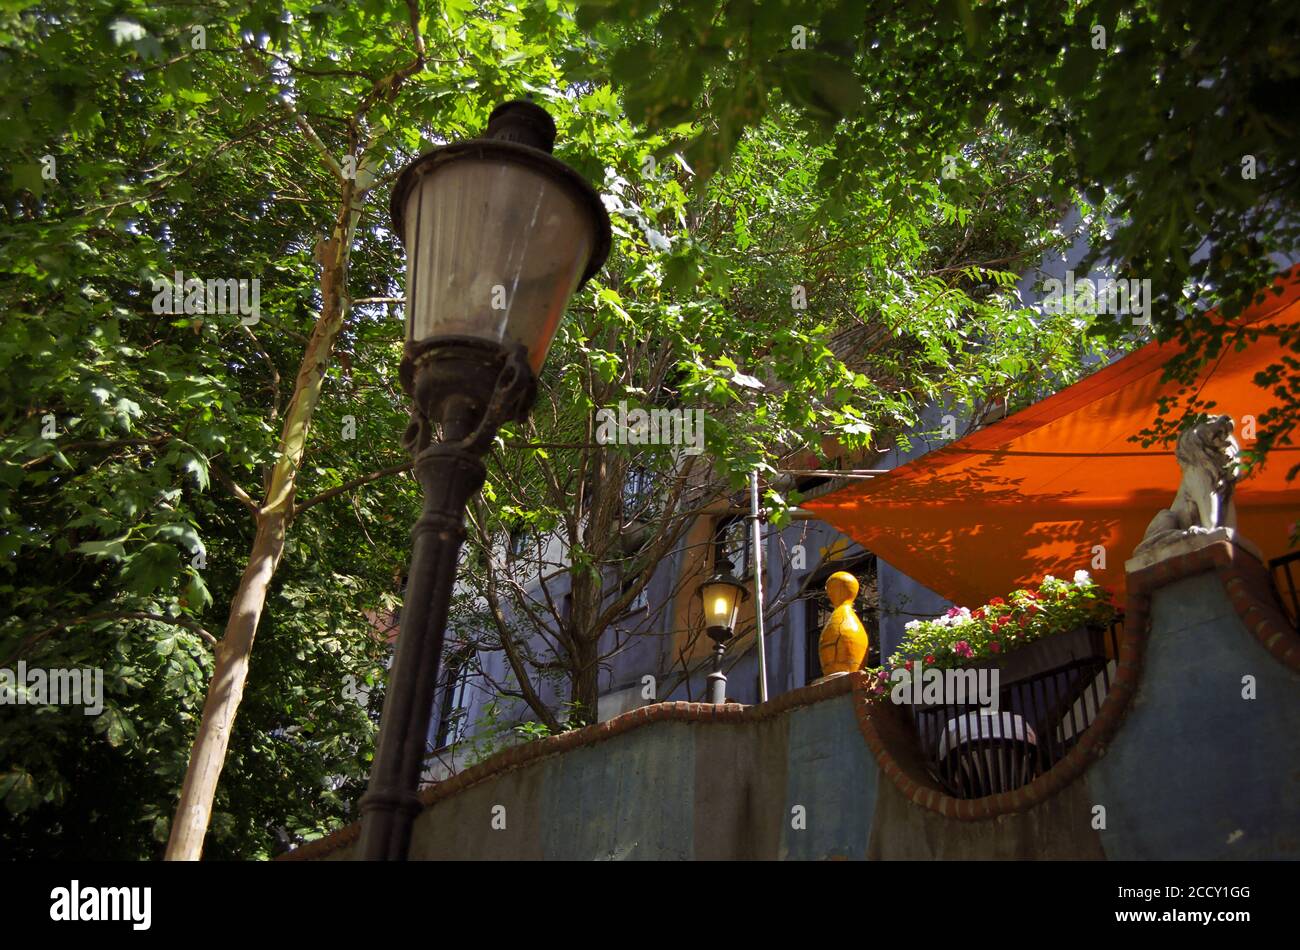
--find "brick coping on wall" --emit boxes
[280,673,859,860]
[282,538,1296,859]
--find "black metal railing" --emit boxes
[1269,551,1300,631]
[906,618,1124,799]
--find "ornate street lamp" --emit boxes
[358,101,610,861]
[698,571,749,705]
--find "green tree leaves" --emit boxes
[3,0,1289,858]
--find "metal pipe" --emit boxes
[750,470,768,703]
[772,469,889,477]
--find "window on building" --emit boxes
[506,520,532,558]
[391,569,409,628]
[621,465,659,522]
[803,554,880,684]
[712,514,750,578]
[621,574,650,612]
[431,647,473,751]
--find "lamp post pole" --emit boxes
[705,626,732,705]
[357,342,534,861]
[357,101,609,861]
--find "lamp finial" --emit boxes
[484,100,556,153]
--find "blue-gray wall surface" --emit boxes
[1087,574,1300,859]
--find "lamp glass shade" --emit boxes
[401,155,597,370]
[700,575,745,631]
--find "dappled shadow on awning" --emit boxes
[806,271,1300,606]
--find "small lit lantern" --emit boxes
[698,571,749,704]
[701,571,747,635]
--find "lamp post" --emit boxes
[357,101,610,861]
[699,571,749,705]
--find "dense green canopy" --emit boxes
[0,0,1294,858]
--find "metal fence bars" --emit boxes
[904,621,1123,799]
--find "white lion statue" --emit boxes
[1134,414,1240,556]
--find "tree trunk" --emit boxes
[164,510,286,858]
[569,635,600,726]
[164,230,349,860]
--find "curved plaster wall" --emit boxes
[287,541,1299,861]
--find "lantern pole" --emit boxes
[706,627,731,705]
[357,342,535,861]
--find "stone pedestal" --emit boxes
[810,671,852,687]
[1124,526,1263,575]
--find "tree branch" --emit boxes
[4,611,217,668]
[21,434,169,470]
[482,571,564,733]
[210,459,259,513]
[291,460,413,518]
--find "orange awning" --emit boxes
[804,269,1300,607]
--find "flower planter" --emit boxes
[971,623,1108,686]
[890,575,1121,799]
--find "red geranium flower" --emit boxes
[1018,615,1029,628]
[924,654,936,665]
[989,597,1005,606]
[973,608,986,620]
[988,641,1001,654]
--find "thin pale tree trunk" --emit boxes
[164,15,421,859]
[165,226,349,860]
[166,510,287,857]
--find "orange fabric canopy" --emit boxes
[805,270,1300,607]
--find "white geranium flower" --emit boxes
[1073,569,1091,585]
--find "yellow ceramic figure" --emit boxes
[818,571,868,675]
